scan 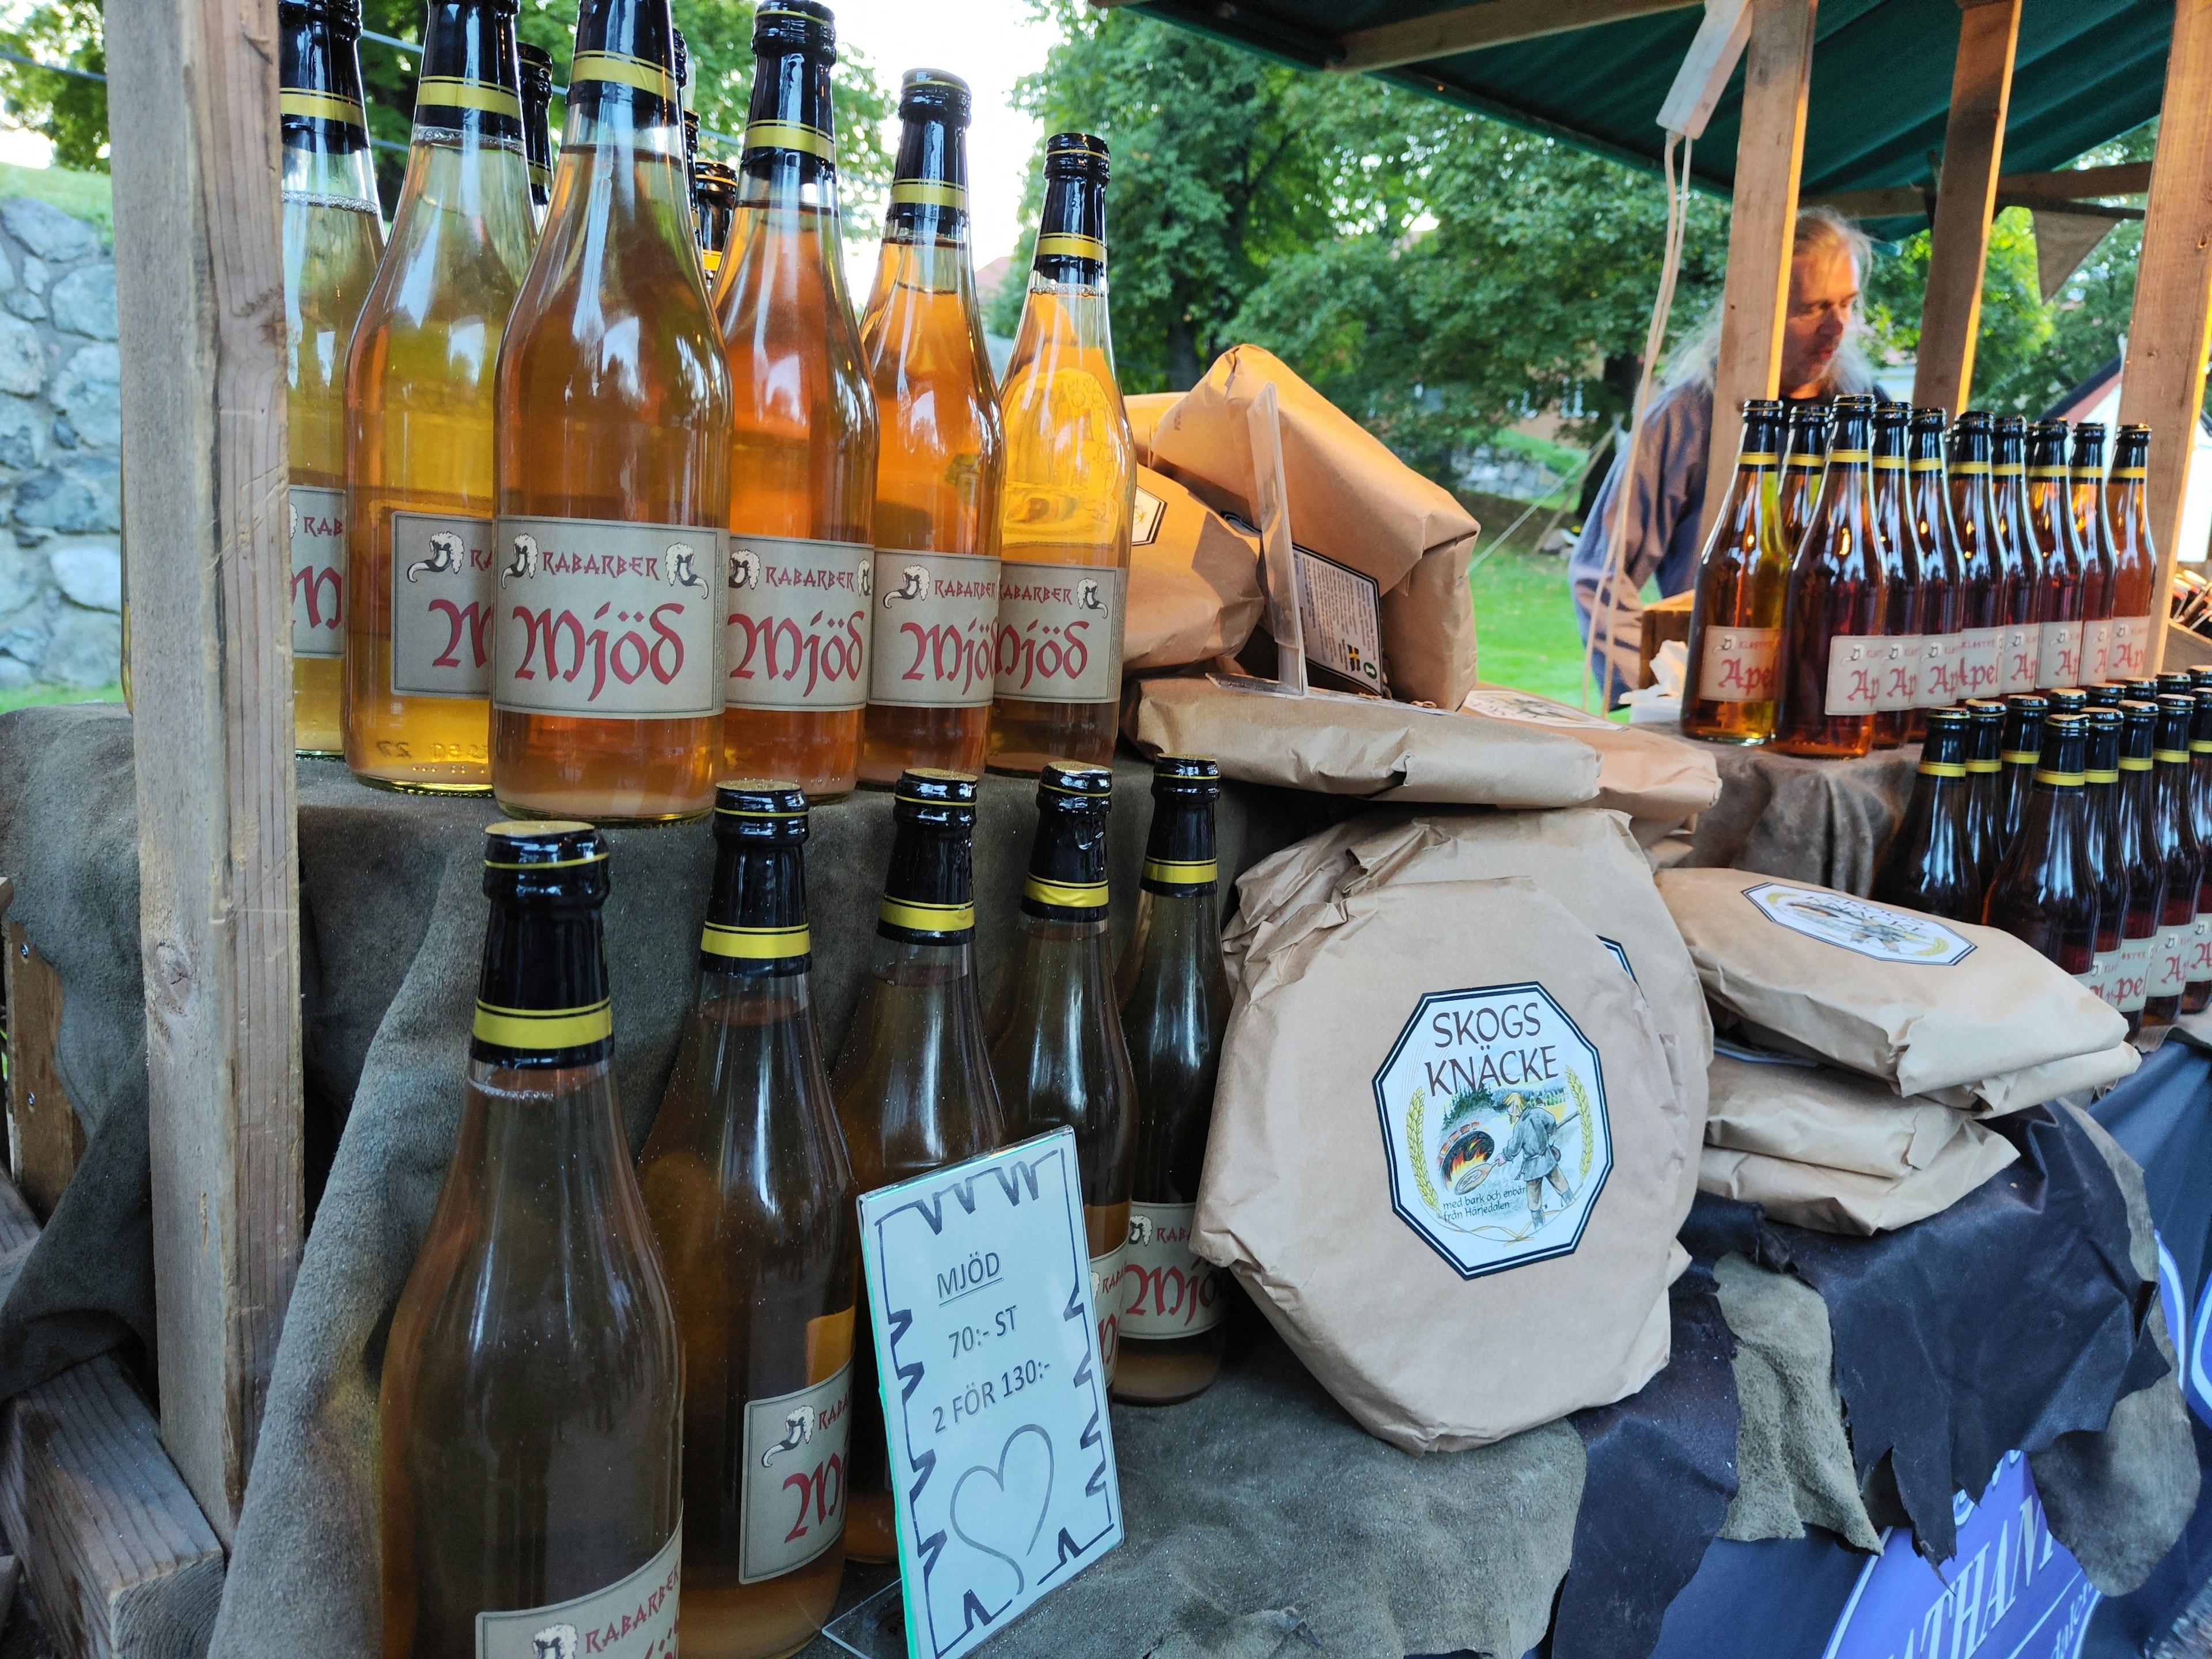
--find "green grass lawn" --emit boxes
[0,160,111,243]
[1468,537,1616,713]
[0,680,120,714]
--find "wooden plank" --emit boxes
[1700,0,1818,538]
[1333,0,1702,73]
[1805,164,2150,226]
[1911,0,2022,416]
[0,1173,226,1659]
[5,919,86,1225]
[105,0,303,1543]
[1641,588,1697,689]
[1656,0,1753,140]
[2118,0,2212,672]
[2001,161,2153,199]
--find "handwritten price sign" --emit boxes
[857,1128,1123,1659]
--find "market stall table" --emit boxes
[1664,726,1919,895]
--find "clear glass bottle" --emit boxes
[2113,699,2164,1035]
[859,71,1006,784]
[380,822,683,1658]
[2071,423,2115,685]
[1992,415,2043,696]
[281,0,384,757]
[1680,400,1786,744]
[518,41,553,224]
[986,762,1138,1386]
[343,0,536,796]
[1869,403,1923,749]
[1984,714,2098,983]
[1774,395,1883,758]
[1872,708,1980,921]
[828,770,1005,1564]
[717,1,878,801]
[1777,402,1831,552]
[1908,407,1965,729]
[2104,426,2160,681]
[490,0,730,823]
[2143,694,2203,1027]
[1948,412,2006,704]
[639,782,857,1658]
[989,134,1134,772]
[694,158,737,279]
[2027,418,2085,690]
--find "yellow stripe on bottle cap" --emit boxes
[2114,467,2148,479]
[281,89,367,127]
[879,896,975,933]
[700,922,810,960]
[1953,460,1990,475]
[1787,454,1824,468]
[1910,459,1944,472]
[1994,463,2024,476]
[891,180,968,209]
[2193,740,2212,754]
[2028,466,2071,479]
[1827,449,1871,463]
[2156,748,2191,764]
[2000,750,2040,764]
[483,846,610,870]
[529,162,552,184]
[2120,756,2154,771]
[472,999,613,1050]
[569,51,679,102]
[1873,456,1906,469]
[1917,760,1967,778]
[744,119,834,161]
[2085,768,2120,783]
[415,77,523,117]
[1035,232,1106,260]
[1024,876,1108,909]
[2035,769,2086,786]
[1737,453,1779,465]
[1143,857,1219,885]
[1964,759,2002,772]
[702,248,721,275]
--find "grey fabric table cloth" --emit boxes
[1669,728,1918,896]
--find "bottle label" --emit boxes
[389,512,498,698]
[1918,632,1967,708]
[737,1361,854,1585]
[1960,627,2004,700]
[994,562,1127,704]
[1821,635,1886,717]
[475,1524,680,1659]
[1872,636,1922,713]
[1120,1203,1225,1339]
[2117,933,2153,1012]
[2091,950,2121,1009]
[868,549,1000,708]
[2082,617,2114,684]
[2188,912,2212,987]
[2151,923,2191,998]
[490,516,724,721]
[2036,619,2084,690]
[724,533,872,712]
[2109,614,2155,680]
[1090,1240,1130,1385]
[290,484,347,660]
[1695,624,1780,702]
[2000,624,2041,695]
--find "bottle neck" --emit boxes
[560,0,684,158]
[700,843,811,978]
[1031,171,1107,293]
[386,5,534,257]
[886,113,972,250]
[2108,438,2153,566]
[472,903,613,1070]
[280,15,380,209]
[878,822,977,948]
[740,43,840,206]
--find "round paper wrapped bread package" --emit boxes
[1195,874,1685,1452]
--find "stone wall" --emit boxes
[0,194,118,691]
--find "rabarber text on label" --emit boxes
[739,1362,853,1584]
[490,516,722,721]
[390,511,497,698]
[291,484,347,660]
[475,1524,679,1659]
[869,550,1000,708]
[994,561,1126,704]
[1121,1202,1224,1339]
[725,534,871,712]
[1696,626,1779,703]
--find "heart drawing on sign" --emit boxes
[949,1422,1056,1597]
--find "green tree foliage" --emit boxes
[0,0,106,172]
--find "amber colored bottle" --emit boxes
[1963,698,2007,883]
[2082,707,2127,1005]
[1680,400,1787,744]
[1869,403,1923,748]
[990,134,1135,772]
[281,0,384,757]
[2183,688,2212,1013]
[1984,715,2097,981]
[380,823,683,1658]
[2105,426,2160,681]
[1908,407,1965,729]
[2143,695,2204,1027]
[859,71,1007,783]
[1778,402,1832,552]
[694,159,738,278]
[2027,419,2085,690]
[1113,757,1232,1405]
[2069,423,2116,684]
[342,0,535,796]
[1991,416,2043,696]
[828,771,1005,1564]
[518,41,552,223]
[1948,413,2006,705]
[986,762,1139,1384]
[1873,709,1980,921]
[1995,693,2048,859]
[2112,700,2164,1033]
[490,0,728,822]
[639,783,857,1659]
[1774,396,1883,757]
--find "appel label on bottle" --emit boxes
[1696,625,1780,702]
[2108,615,2154,679]
[1120,1202,1225,1339]
[1999,624,2040,694]
[1821,635,1885,717]
[2091,950,2122,1009]
[868,550,999,708]
[1960,627,2004,700]
[724,533,871,711]
[2150,924,2190,998]
[1918,632,1967,708]
[2082,617,2115,684]
[994,562,1126,704]
[490,515,723,721]
[1873,635,1921,713]
[390,511,496,698]
[475,1524,679,1659]
[2188,914,2212,987]
[2116,934,2153,1012]
[291,484,346,660]
[738,1362,853,1585]
[1091,1241,1130,1385]
[2037,619,2084,691]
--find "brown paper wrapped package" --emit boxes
[1657,868,2128,1098]
[1128,391,1179,467]
[1148,345,1482,707]
[1124,465,1266,672]
[1196,875,1685,1452]
[1460,685,1722,835]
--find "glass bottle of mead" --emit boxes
[717,0,877,800]
[2027,419,2086,689]
[1992,415,2044,696]
[1679,399,1786,744]
[380,823,683,1659]
[2112,699,2165,1034]
[1984,714,2098,982]
[1908,406,1965,729]
[1948,412,2006,704]
[639,782,857,1659]
[990,134,1134,772]
[1871,707,1980,922]
[694,158,738,280]
[2104,426,2160,681]
[1777,402,1831,552]
[518,41,554,224]
[1773,395,1884,759]
[280,0,383,757]
[858,71,1006,784]
[343,0,536,795]
[2071,423,2116,683]
[1869,402,1923,749]
[2143,695,2204,1027]
[490,0,730,823]
[2082,707,2128,1005]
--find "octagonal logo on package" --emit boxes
[1742,881,1975,966]
[1372,983,1613,1280]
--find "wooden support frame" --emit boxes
[5,915,86,1225]
[1701,0,1819,536]
[1331,0,1702,72]
[1911,0,2022,416]
[2119,0,2212,664]
[105,0,304,1544]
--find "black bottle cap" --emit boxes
[1919,707,1968,770]
[879,770,979,944]
[2124,677,2162,704]
[2157,671,2194,699]
[480,819,611,899]
[569,0,681,126]
[1044,130,1109,181]
[900,67,972,123]
[2192,689,2212,751]
[1022,762,1113,921]
[412,0,525,139]
[2036,714,2087,785]
[2119,700,2158,766]
[2156,695,2195,760]
[518,40,552,78]
[2086,707,2123,779]
[1145,756,1221,893]
[1964,699,2006,767]
[2046,687,2089,718]
[2001,694,2048,759]
[2085,683,2126,709]
[702,781,810,974]
[474,821,613,1067]
[2191,666,2212,688]
[1740,397,1785,416]
[282,0,361,29]
[755,0,836,56]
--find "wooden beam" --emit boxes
[2001,161,2153,199]
[1656,0,1753,141]
[1804,163,2152,226]
[1911,0,2022,415]
[2120,0,2212,669]
[1333,0,1702,73]
[1701,0,1818,538]
[5,917,86,1225]
[105,0,303,1544]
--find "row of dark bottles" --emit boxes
[377,755,1231,1659]
[1875,671,2212,1033]
[1683,395,2160,757]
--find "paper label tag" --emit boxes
[2108,614,2154,680]
[2188,914,2212,987]
[2116,933,2152,1012]
[1130,487,1165,548]
[2090,950,2121,1009]
[1461,688,1612,728]
[2037,619,2083,690]
[1822,635,1886,717]
[290,484,347,660]
[723,533,871,711]
[1695,624,1780,702]
[475,1525,679,1659]
[491,516,723,720]
[1120,1203,1225,1339]
[389,511,497,698]
[738,1362,853,1584]
[1918,632,1967,709]
[2082,618,2114,685]
[2000,623,2040,694]
[868,550,999,708]
[1296,546,1387,693]
[1743,881,1976,965]
[994,561,1126,703]
[1960,626,2004,701]
[2150,923,2190,998]
[1872,635,1922,713]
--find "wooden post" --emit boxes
[1911,0,2022,415]
[1701,0,1818,537]
[2119,0,2212,669]
[104,0,303,1544]
[5,918,87,1225]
